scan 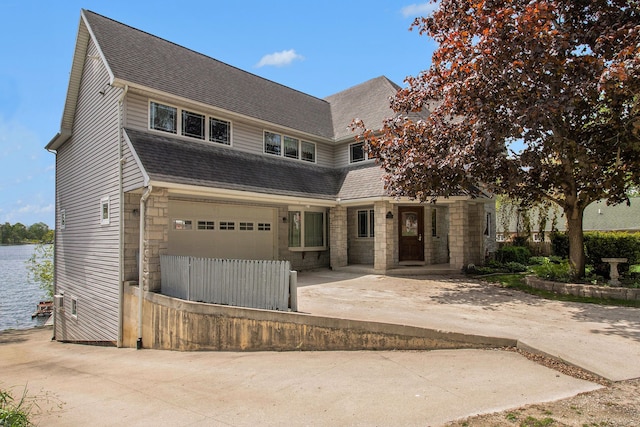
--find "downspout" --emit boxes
[137,184,152,350]
[117,84,129,347]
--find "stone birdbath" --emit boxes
[601,258,628,286]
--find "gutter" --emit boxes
[117,85,129,347]
[137,184,152,349]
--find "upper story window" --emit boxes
[182,110,205,139]
[150,102,177,134]
[264,131,316,163]
[264,131,281,155]
[210,118,230,145]
[150,101,232,145]
[349,141,373,163]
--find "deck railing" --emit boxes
[160,255,297,311]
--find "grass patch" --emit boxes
[481,274,640,308]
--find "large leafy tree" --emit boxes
[355,0,640,278]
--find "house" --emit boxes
[495,198,640,244]
[47,10,495,345]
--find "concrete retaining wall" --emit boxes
[122,284,515,351]
[525,276,640,301]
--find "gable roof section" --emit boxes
[325,76,401,141]
[82,10,334,139]
[124,128,345,200]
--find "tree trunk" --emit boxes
[565,206,586,279]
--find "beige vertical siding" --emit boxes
[54,39,121,343]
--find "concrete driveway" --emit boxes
[2,270,637,426]
[297,270,640,382]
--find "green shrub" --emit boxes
[584,232,640,277]
[504,261,528,273]
[531,260,572,282]
[528,256,547,265]
[496,245,531,264]
[550,232,569,258]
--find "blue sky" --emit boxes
[0,0,437,228]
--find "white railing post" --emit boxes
[289,270,298,312]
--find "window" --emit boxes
[284,136,299,159]
[173,219,193,230]
[301,141,316,163]
[197,220,215,230]
[264,131,316,162]
[258,223,271,231]
[357,209,375,238]
[219,221,235,230]
[150,102,177,133]
[210,117,230,145]
[264,131,281,155]
[349,141,372,163]
[101,197,110,225]
[182,110,205,139]
[71,297,78,318]
[60,209,66,230]
[288,208,326,250]
[239,222,254,231]
[150,102,232,144]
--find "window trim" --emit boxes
[100,197,110,225]
[149,100,232,146]
[71,297,78,319]
[357,209,375,238]
[287,206,327,251]
[150,101,178,134]
[349,141,373,164]
[264,130,317,163]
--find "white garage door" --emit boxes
[168,201,276,260]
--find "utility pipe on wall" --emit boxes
[117,84,128,348]
[137,185,152,350]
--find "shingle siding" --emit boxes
[54,39,121,343]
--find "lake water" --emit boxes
[0,244,50,331]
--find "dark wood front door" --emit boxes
[398,206,424,262]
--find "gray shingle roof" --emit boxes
[84,10,334,139]
[324,76,401,141]
[125,128,345,200]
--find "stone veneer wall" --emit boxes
[374,201,395,272]
[525,276,640,301]
[330,206,348,269]
[346,206,374,265]
[143,188,169,292]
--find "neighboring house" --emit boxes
[496,198,640,243]
[47,10,495,344]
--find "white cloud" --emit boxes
[256,49,304,68]
[401,2,438,18]
[17,203,54,215]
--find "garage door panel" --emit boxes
[168,201,276,260]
